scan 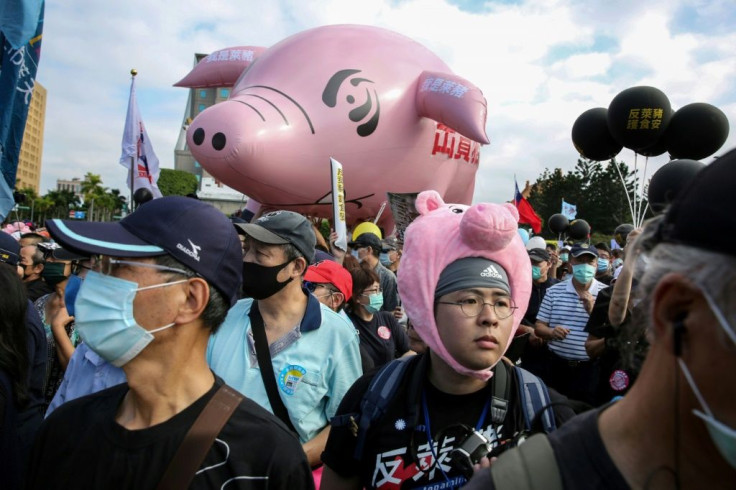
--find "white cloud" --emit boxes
[28,0,736,225]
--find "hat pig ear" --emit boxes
[415,190,445,215]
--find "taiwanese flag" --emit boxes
[514,180,542,234]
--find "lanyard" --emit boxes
[420,388,492,486]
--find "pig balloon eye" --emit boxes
[322,69,381,137]
[192,128,205,146]
[451,207,464,214]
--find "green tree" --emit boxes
[157,169,198,196]
[528,158,645,237]
[44,189,81,219]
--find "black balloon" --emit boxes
[663,103,729,160]
[548,213,569,234]
[607,86,673,151]
[568,219,590,241]
[638,138,668,157]
[572,108,623,161]
[647,159,706,213]
[133,188,154,206]
[614,223,635,248]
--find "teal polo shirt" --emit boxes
[206,291,362,443]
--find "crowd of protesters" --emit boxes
[1,149,735,489]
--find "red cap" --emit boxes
[304,260,353,300]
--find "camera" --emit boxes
[448,428,493,479]
[449,427,530,479]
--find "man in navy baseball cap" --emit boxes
[29,197,312,489]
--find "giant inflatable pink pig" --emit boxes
[176,25,490,224]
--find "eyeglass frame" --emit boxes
[99,257,198,278]
[436,294,518,319]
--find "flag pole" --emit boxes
[129,68,137,212]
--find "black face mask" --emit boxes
[241,260,294,300]
[41,262,69,288]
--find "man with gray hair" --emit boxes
[464,148,736,489]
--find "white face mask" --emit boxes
[74,271,186,367]
[677,289,736,470]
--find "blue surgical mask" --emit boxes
[73,271,186,367]
[597,258,609,273]
[379,252,393,267]
[64,274,83,316]
[363,293,383,314]
[532,265,542,281]
[572,263,596,284]
[613,258,623,268]
[677,289,736,470]
[351,249,360,260]
[559,253,569,262]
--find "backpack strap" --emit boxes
[352,356,416,460]
[490,433,563,490]
[490,360,511,425]
[513,366,557,433]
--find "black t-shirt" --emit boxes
[323,355,526,489]
[464,406,629,490]
[584,288,641,405]
[523,277,560,326]
[348,311,410,369]
[26,377,314,490]
[25,278,52,303]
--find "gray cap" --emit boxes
[235,210,316,264]
[528,248,550,262]
[435,257,510,298]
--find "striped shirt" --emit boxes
[536,279,607,361]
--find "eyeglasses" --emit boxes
[437,294,517,319]
[361,288,382,297]
[100,257,196,278]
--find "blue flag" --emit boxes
[0,0,44,221]
[561,199,577,220]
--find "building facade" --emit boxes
[16,81,46,194]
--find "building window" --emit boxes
[220,88,229,98]
[199,90,207,98]
[198,104,206,112]
[194,161,201,168]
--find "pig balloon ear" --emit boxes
[174,46,267,88]
[415,190,445,215]
[415,71,489,144]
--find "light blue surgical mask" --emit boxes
[532,265,542,281]
[559,253,569,262]
[64,274,83,316]
[73,271,186,367]
[363,293,383,314]
[572,263,596,284]
[677,289,736,470]
[351,249,360,260]
[379,252,393,267]
[597,258,609,273]
[613,258,623,269]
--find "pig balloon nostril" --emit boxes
[192,128,205,146]
[212,132,227,151]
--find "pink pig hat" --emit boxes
[397,190,532,380]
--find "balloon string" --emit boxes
[614,158,636,225]
[638,202,650,228]
[632,152,639,227]
[637,156,651,227]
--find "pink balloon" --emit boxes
[174,46,266,88]
[182,25,489,224]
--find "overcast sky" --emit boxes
[35,0,736,213]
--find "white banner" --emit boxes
[330,158,347,251]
